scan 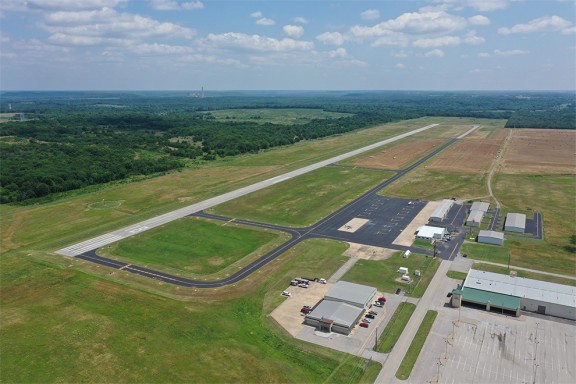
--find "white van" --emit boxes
[401,274,412,282]
[398,267,409,275]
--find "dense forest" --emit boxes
[0,91,574,204]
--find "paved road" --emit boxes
[57,123,439,257]
[374,260,452,384]
[59,123,479,288]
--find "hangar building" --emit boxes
[305,281,377,335]
[505,213,526,233]
[430,199,454,222]
[466,201,490,226]
[416,225,446,241]
[451,270,576,320]
[477,230,504,246]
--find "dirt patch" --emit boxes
[351,139,446,169]
[207,257,224,266]
[343,243,397,260]
[426,130,507,173]
[500,129,576,174]
[393,201,441,246]
[1,211,28,251]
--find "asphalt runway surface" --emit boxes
[60,124,477,288]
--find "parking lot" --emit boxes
[408,304,576,384]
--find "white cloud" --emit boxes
[392,51,409,58]
[150,0,204,10]
[413,35,460,48]
[498,16,573,35]
[395,63,405,69]
[283,25,304,38]
[432,0,509,12]
[130,43,195,55]
[327,47,349,58]
[361,9,380,20]
[463,30,485,45]
[382,11,467,33]
[206,33,314,52]
[250,11,263,18]
[256,17,275,26]
[42,8,196,44]
[372,31,410,47]
[25,0,127,11]
[316,31,345,46]
[468,15,490,25]
[0,31,10,43]
[293,16,309,24]
[478,49,528,57]
[425,48,445,57]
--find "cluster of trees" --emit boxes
[1,91,573,204]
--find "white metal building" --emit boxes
[430,199,454,222]
[505,213,526,233]
[477,230,504,246]
[304,300,364,335]
[416,225,446,241]
[470,202,490,213]
[466,202,490,227]
[464,270,576,320]
[324,281,377,309]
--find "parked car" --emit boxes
[373,302,383,308]
[395,288,402,295]
[368,311,377,316]
[318,278,327,284]
[281,291,291,297]
[359,322,369,328]
[365,314,375,319]
[300,308,311,314]
[298,283,309,288]
[377,297,387,302]
[363,318,372,323]
[303,305,312,310]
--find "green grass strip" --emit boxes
[395,310,438,380]
[376,302,416,353]
[446,270,468,281]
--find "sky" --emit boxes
[0,0,574,91]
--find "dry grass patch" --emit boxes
[501,129,576,174]
[351,139,446,169]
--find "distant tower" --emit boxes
[201,86,204,98]
[8,103,11,111]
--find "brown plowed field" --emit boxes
[425,129,507,173]
[501,129,576,174]
[351,139,446,169]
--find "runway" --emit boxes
[56,123,478,287]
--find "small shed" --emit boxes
[505,212,526,233]
[478,230,504,246]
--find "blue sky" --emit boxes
[0,0,574,90]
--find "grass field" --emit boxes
[99,217,288,277]
[446,270,468,281]
[0,239,374,383]
[342,253,441,298]
[376,302,417,353]
[396,310,438,380]
[204,108,353,125]
[459,242,510,265]
[210,167,393,227]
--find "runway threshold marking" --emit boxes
[119,264,131,270]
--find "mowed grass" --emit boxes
[205,108,353,125]
[395,310,438,380]
[210,167,393,227]
[1,239,374,383]
[459,242,510,265]
[342,253,441,298]
[446,270,468,281]
[376,302,417,353]
[101,217,287,275]
[472,263,576,286]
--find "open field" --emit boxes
[342,252,441,298]
[501,129,576,174]
[99,217,288,277]
[1,238,378,383]
[425,126,507,173]
[204,108,353,124]
[210,167,393,227]
[345,139,446,169]
[460,242,510,265]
